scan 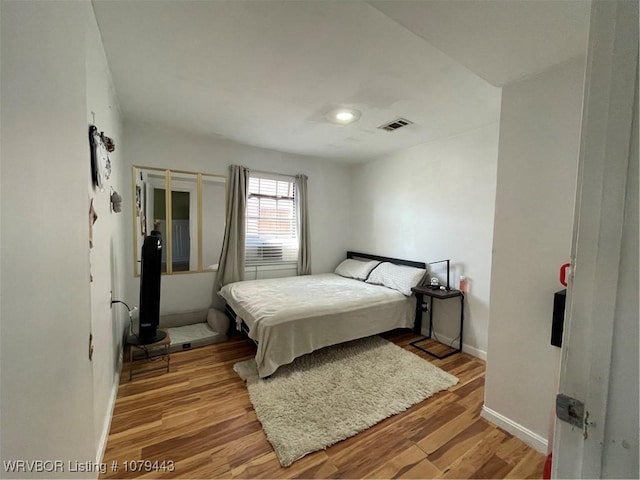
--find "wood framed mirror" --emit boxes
[132,166,226,275]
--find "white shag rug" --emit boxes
[234,335,458,467]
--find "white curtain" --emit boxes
[213,165,248,303]
[295,174,311,275]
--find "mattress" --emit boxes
[219,273,415,377]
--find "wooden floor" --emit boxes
[101,331,545,479]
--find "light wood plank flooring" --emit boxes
[101,331,545,479]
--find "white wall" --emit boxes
[85,3,127,463]
[349,122,501,357]
[482,57,585,451]
[1,1,97,476]
[122,121,352,314]
[1,2,126,476]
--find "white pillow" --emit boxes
[334,259,381,281]
[366,262,426,296]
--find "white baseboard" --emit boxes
[96,350,122,467]
[426,331,487,360]
[481,405,548,453]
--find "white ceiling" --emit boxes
[92,0,589,163]
[369,0,591,87]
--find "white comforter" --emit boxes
[219,273,415,377]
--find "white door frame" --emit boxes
[552,1,638,478]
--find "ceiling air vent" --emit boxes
[377,117,414,132]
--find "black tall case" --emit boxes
[138,232,163,342]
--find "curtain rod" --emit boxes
[248,168,297,180]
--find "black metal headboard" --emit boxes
[346,251,426,269]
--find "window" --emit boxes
[246,173,298,265]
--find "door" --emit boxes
[552,1,638,478]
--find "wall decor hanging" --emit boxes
[89,124,111,190]
[110,188,122,213]
[89,197,98,249]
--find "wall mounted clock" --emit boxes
[89,125,110,190]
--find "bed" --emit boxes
[219,251,427,378]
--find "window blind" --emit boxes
[245,174,298,265]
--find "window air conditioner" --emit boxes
[258,241,283,261]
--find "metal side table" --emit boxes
[411,286,464,359]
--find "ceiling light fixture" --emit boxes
[326,108,361,125]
